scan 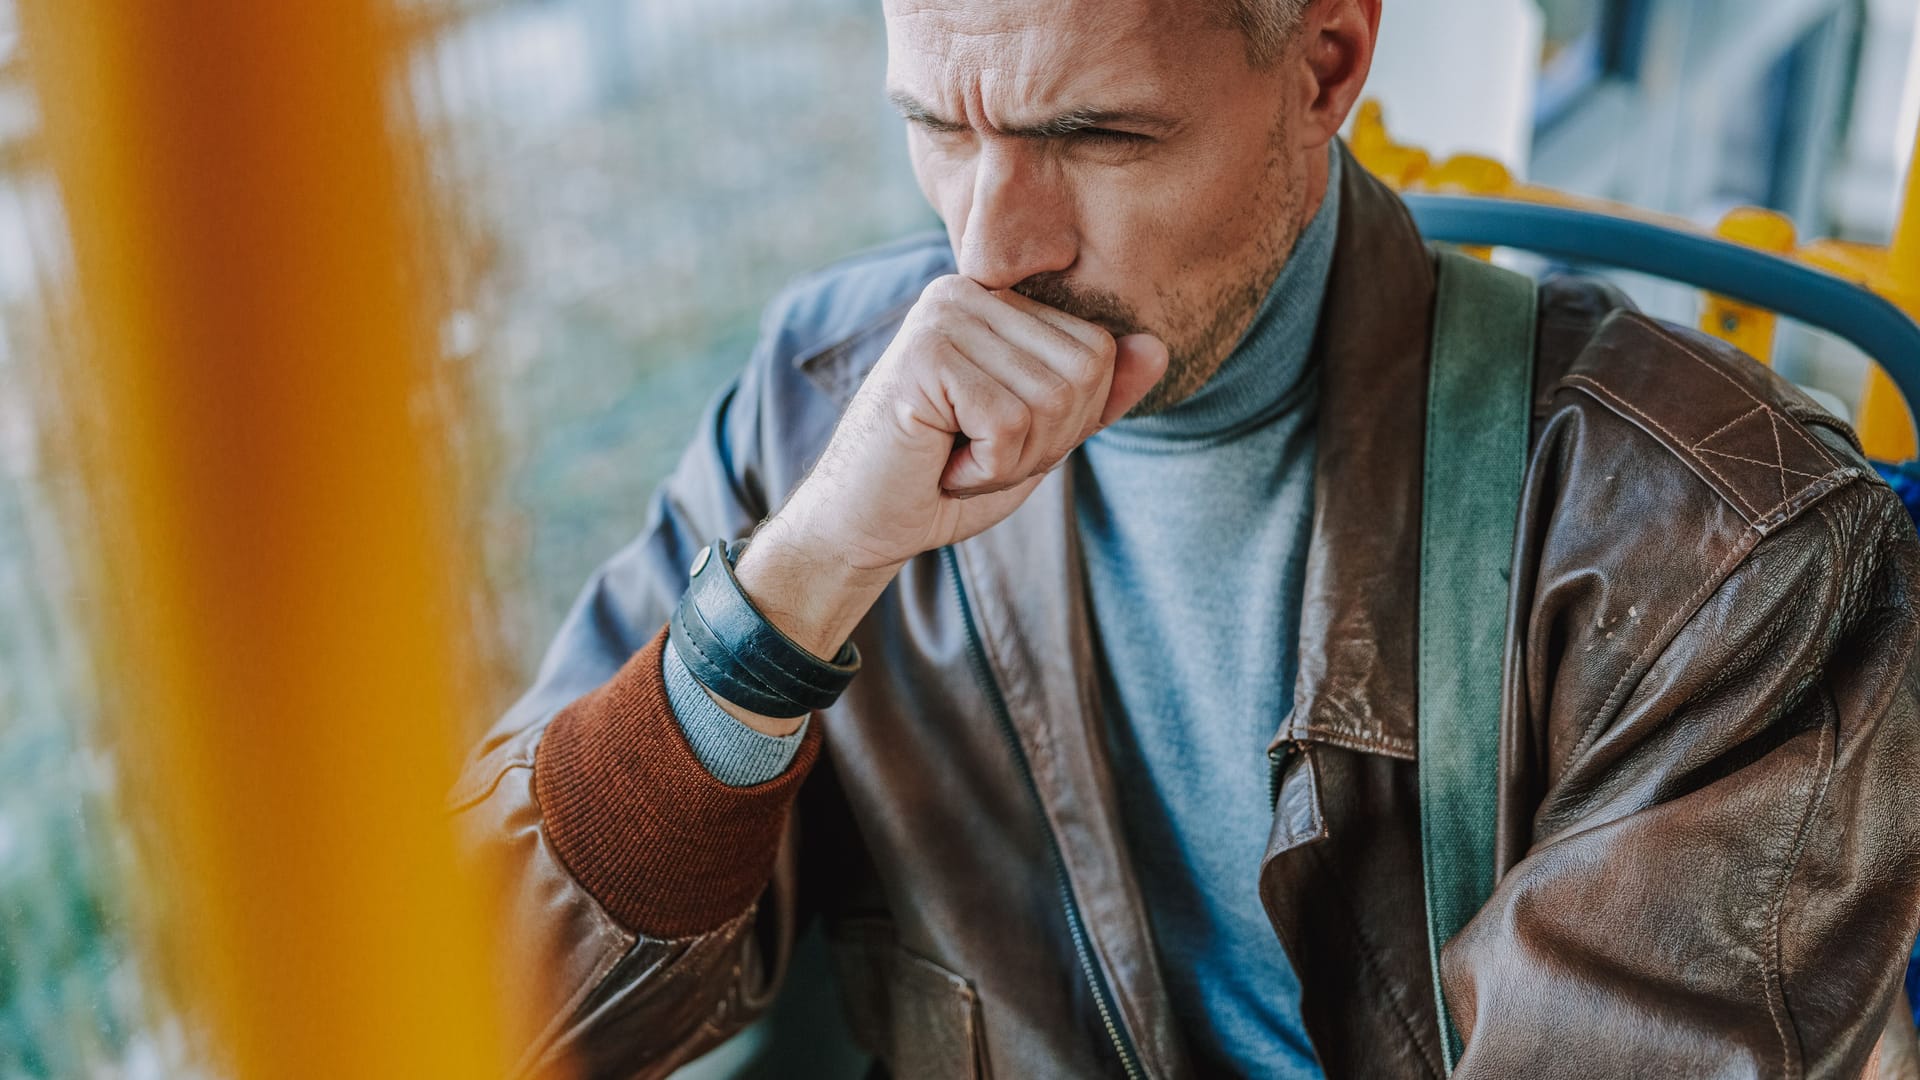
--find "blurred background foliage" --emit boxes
[0,0,1916,1075]
[0,0,930,1074]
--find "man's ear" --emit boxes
[1295,0,1381,146]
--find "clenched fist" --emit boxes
[732,273,1167,681]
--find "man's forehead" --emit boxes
[883,0,1219,119]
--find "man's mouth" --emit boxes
[1012,274,1143,338]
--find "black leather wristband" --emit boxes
[669,538,861,717]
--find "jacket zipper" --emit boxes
[1267,738,1307,810]
[1268,745,1286,810]
[941,545,1147,1080]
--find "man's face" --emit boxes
[884,0,1330,416]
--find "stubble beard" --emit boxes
[1012,120,1308,421]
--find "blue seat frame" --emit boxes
[1403,193,1920,451]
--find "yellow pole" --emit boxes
[1703,207,1797,365]
[1893,121,1920,289]
[1858,121,1920,460]
[19,2,507,1077]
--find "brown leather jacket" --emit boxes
[453,148,1920,1079]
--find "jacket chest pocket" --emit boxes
[829,919,992,1079]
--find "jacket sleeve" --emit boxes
[1447,477,1920,1079]
[447,332,822,1078]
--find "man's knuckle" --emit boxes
[918,299,959,328]
[948,309,992,338]
[985,407,1031,446]
[1064,343,1107,387]
[1035,380,1078,420]
[924,274,974,305]
[905,323,954,359]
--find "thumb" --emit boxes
[1098,333,1170,427]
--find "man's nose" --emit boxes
[954,144,1076,290]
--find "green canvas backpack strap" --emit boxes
[1419,247,1538,1073]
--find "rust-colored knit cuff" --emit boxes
[533,627,823,938]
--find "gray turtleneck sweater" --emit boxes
[1071,152,1338,1078]
[663,148,1340,1077]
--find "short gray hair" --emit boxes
[1216,0,1309,67]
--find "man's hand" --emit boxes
[719,273,1165,726]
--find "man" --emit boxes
[453,0,1920,1075]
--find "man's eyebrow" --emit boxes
[888,91,966,131]
[886,90,1178,138]
[1003,106,1180,139]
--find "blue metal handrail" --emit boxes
[1403,194,1920,431]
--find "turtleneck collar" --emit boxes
[1095,144,1341,449]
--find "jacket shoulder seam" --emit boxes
[1560,372,1861,534]
[1562,373,1760,518]
[1639,315,1846,472]
[1551,310,1865,535]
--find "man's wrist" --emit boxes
[734,513,901,660]
[663,637,809,778]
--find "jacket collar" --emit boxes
[1277,142,1434,760]
[795,292,919,408]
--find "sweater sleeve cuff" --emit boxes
[533,626,823,937]
[663,636,807,785]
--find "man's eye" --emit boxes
[1076,128,1149,145]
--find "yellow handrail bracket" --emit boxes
[1354,99,1920,460]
